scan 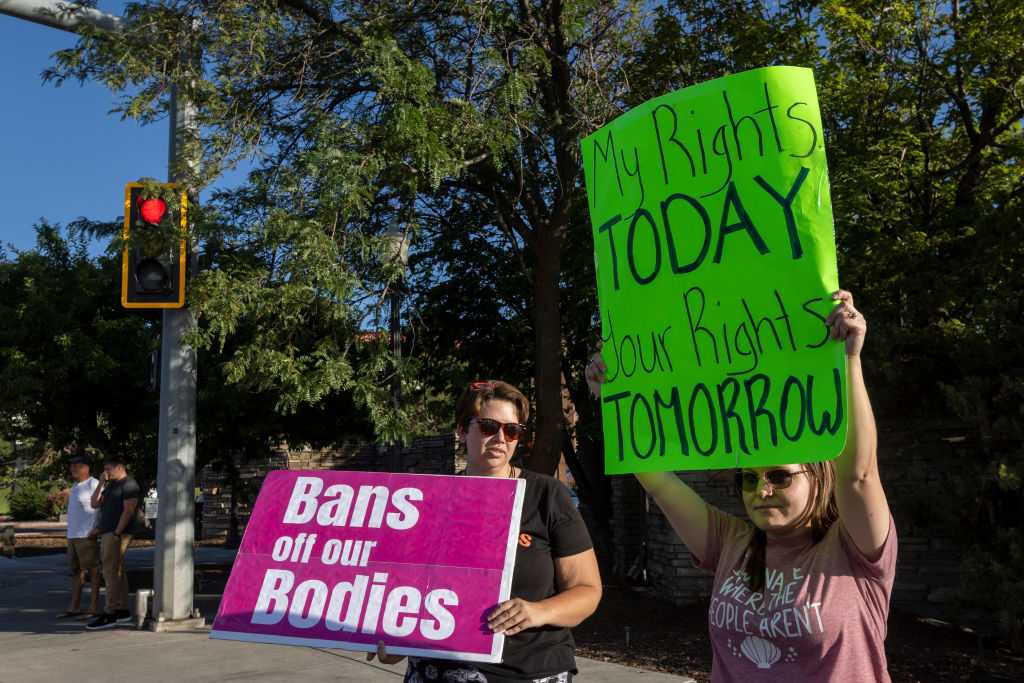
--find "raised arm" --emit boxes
[90,475,106,509]
[827,290,891,559]
[586,352,711,561]
[635,471,710,561]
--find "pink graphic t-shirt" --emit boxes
[695,506,897,682]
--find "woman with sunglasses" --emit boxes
[586,290,896,682]
[372,379,602,683]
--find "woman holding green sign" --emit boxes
[588,290,896,682]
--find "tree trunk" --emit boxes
[527,225,566,475]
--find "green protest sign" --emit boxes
[581,66,847,475]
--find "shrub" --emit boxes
[9,479,50,521]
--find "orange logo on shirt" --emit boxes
[518,533,533,548]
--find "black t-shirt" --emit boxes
[97,476,144,534]
[418,468,594,682]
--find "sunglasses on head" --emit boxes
[735,469,808,492]
[471,417,527,441]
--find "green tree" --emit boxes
[0,224,382,486]
[47,0,645,474]
[0,224,159,484]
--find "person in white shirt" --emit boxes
[59,456,100,619]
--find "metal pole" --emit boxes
[390,283,402,411]
[152,65,203,630]
[389,280,402,471]
[383,225,408,472]
[0,0,120,32]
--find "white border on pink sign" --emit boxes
[210,471,528,665]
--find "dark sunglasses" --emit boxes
[735,469,808,492]
[471,417,527,441]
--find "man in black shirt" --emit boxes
[86,456,145,630]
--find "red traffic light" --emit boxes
[138,197,167,225]
[122,182,188,309]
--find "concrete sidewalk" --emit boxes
[0,550,694,683]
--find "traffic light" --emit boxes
[121,182,188,309]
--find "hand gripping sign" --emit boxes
[582,66,848,475]
[211,471,525,662]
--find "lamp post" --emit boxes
[383,223,409,471]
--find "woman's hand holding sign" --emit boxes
[367,640,405,665]
[487,598,547,636]
[585,290,875,563]
[826,289,866,357]
[488,547,602,636]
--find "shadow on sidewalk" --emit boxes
[0,547,238,636]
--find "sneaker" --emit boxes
[114,610,133,624]
[85,614,118,630]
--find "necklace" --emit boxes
[461,463,517,477]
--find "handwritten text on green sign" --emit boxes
[582,67,848,474]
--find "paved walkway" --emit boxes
[0,550,694,683]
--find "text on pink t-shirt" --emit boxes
[695,506,897,682]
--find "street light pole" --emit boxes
[384,224,409,472]
[151,77,204,629]
[391,281,403,412]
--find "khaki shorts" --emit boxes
[68,537,100,573]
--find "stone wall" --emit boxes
[199,434,460,540]
[616,424,969,619]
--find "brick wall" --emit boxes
[609,476,646,578]
[199,450,289,540]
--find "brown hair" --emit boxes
[454,380,530,431]
[742,461,839,592]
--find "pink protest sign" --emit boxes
[211,470,525,662]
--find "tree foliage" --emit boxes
[0,224,159,484]
[45,0,646,472]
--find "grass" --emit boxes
[0,487,9,515]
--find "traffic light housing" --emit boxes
[121,182,188,309]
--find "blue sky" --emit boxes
[0,1,248,256]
